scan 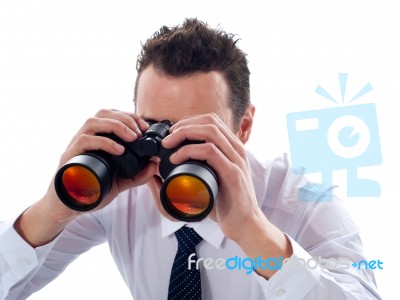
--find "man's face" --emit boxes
[135,65,235,219]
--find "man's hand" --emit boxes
[162,113,293,279]
[162,113,259,238]
[14,109,154,247]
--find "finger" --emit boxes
[66,120,132,150]
[96,109,147,135]
[130,160,158,186]
[163,124,244,164]
[68,110,145,149]
[82,117,139,141]
[61,134,125,165]
[167,113,244,154]
[171,113,239,141]
[110,109,150,132]
[169,143,243,188]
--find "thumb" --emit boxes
[132,160,158,186]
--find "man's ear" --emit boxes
[238,104,255,144]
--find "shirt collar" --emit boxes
[161,215,225,249]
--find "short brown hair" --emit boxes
[134,18,250,127]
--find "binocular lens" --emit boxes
[55,154,113,211]
[54,138,218,221]
[165,175,210,215]
[61,166,101,205]
[160,163,218,221]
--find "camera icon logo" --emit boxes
[286,74,382,201]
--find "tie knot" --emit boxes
[175,227,203,251]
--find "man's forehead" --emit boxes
[135,66,232,124]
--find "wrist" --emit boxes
[229,209,293,279]
[14,189,78,248]
[41,185,80,223]
[232,215,263,247]
[226,207,267,243]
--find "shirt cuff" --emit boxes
[253,234,320,299]
[0,220,59,280]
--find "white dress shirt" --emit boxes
[0,152,381,299]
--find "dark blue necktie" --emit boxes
[168,226,203,300]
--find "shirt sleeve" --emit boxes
[251,155,383,299]
[253,234,381,299]
[0,211,106,300]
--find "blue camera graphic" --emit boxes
[286,103,382,201]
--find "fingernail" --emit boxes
[135,127,142,136]
[115,143,125,152]
[162,134,171,145]
[169,152,177,163]
[126,127,137,139]
[140,119,149,129]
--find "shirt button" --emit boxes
[17,257,31,267]
[275,288,286,297]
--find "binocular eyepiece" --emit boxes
[54,120,218,222]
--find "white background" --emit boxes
[0,1,399,299]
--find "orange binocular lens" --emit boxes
[160,162,218,221]
[165,175,210,216]
[55,150,217,221]
[55,154,112,211]
[61,166,101,206]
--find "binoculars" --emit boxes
[54,120,218,222]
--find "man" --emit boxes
[0,18,381,299]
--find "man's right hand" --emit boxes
[14,109,154,247]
